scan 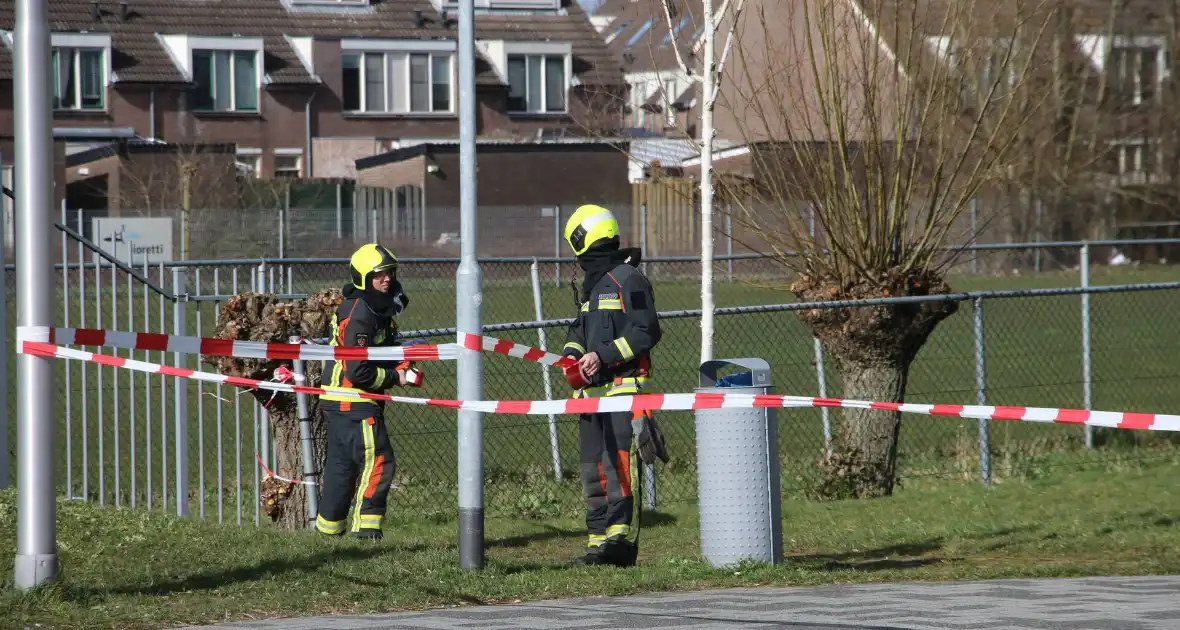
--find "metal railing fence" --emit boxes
[3,219,1180,525]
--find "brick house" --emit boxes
[591,0,711,182]
[0,0,627,228]
[353,139,631,254]
[675,0,1178,253]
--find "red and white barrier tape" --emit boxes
[15,325,575,369]
[461,331,576,368]
[21,340,1180,433]
[256,453,319,487]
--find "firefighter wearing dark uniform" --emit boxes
[315,243,421,540]
[560,204,669,567]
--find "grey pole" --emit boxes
[1081,242,1093,449]
[455,0,485,571]
[0,152,8,491]
[290,338,319,530]
[173,267,189,517]
[14,0,60,589]
[973,297,990,488]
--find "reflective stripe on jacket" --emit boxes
[321,296,401,405]
[562,262,661,397]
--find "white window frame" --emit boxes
[928,35,1018,104]
[663,78,678,126]
[0,32,113,111]
[1109,36,1166,106]
[435,0,560,10]
[191,49,261,112]
[52,46,107,111]
[505,51,571,114]
[630,79,646,127]
[341,48,455,115]
[236,148,262,178]
[157,35,264,112]
[274,150,303,178]
[1110,138,1163,184]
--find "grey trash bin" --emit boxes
[694,358,782,568]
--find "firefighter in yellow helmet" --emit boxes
[560,204,668,567]
[315,243,422,540]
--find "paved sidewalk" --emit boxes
[185,575,1180,630]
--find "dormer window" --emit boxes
[193,50,259,112]
[340,39,456,115]
[503,42,571,114]
[431,0,560,10]
[1110,40,1163,106]
[157,35,265,114]
[52,47,105,111]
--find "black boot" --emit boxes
[573,546,604,566]
[595,538,638,568]
[352,528,383,541]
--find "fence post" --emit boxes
[1033,198,1043,273]
[529,259,562,481]
[553,205,562,288]
[278,194,286,259]
[726,210,733,283]
[814,338,831,455]
[335,183,343,239]
[290,336,319,530]
[969,197,979,274]
[255,262,271,470]
[172,266,190,517]
[1081,241,1093,449]
[809,205,832,454]
[973,296,990,487]
[639,203,647,277]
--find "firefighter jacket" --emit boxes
[562,259,661,398]
[320,284,408,406]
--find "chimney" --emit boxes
[91,1,101,21]
[120,1,129,21]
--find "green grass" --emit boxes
[4,453,1180,629]
[8,263,1180,523]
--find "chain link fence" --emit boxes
[55,198,1180,275]
[7,229,1180,525]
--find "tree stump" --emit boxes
[203,288,342,530]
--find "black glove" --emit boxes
[632,412,669,465]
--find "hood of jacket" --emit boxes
[342,281,409,318]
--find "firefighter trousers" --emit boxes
[315,404,396,536]
[579,409,645,549]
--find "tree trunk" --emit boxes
[259,407,327,528]
[204,289,341,530]
[793,267,957,499]
[816,362,909,499]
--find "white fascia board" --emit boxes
[478,39,508,83]
[53,32,113,49]
[285,35,317,78]
[504,40,572,56]
[341,38,457,52]
[681,144,749,166]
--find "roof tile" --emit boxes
[0,0,622,86]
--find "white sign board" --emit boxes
[92,217,175,264]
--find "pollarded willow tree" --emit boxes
[716,0,1058,498]
[203,288,342,529]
